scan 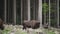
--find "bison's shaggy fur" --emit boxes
[23,20,40,29]
[0,18,4,30]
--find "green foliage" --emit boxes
[44,29,55,34]
[42,3,49,14]
[42,2,58,27]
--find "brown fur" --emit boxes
[0,18,4,30]
[23,20,40,29]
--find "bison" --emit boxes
[43,23,48,29]
[23,20,40,29]
[0,18,4,30]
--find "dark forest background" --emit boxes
[0,0,60,27]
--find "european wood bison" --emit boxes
[23,20,40,29]
[43,23,48,29]
[0,18,4,30]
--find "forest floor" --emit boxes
[0,24,60,34]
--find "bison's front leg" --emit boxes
[0,25,4,30]
[23,23,27,30]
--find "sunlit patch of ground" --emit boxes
[0,24,59,34]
